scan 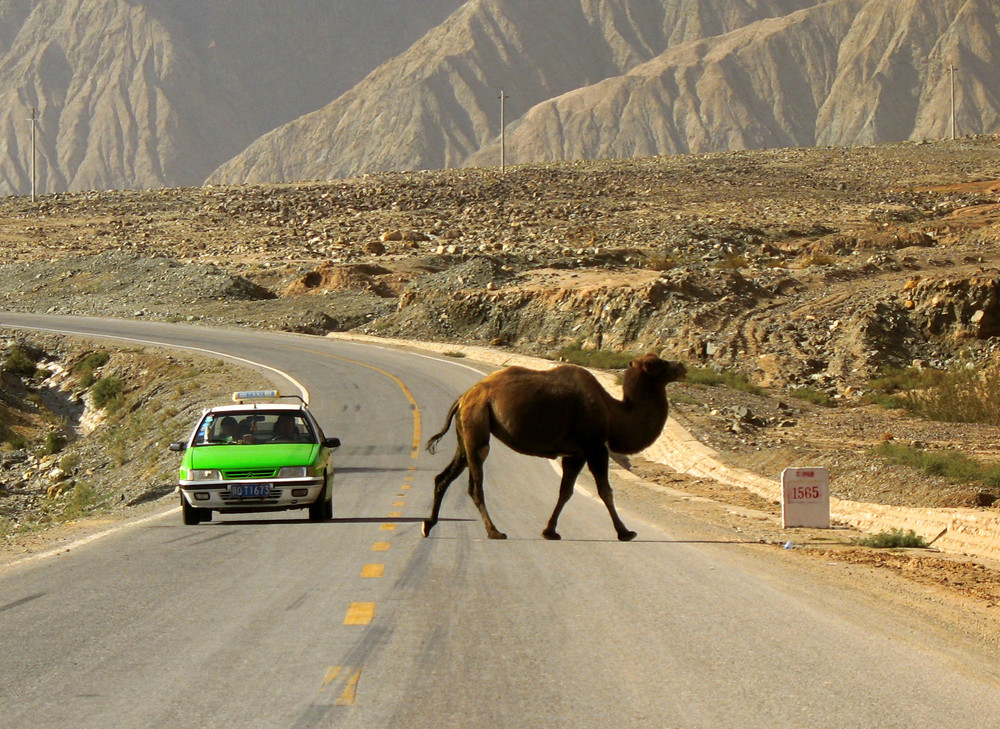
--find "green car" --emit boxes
[169,391,340,525]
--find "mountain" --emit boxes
[1,0,999,194]
[0,0,464,195]
[464,0,1000,164]
[206,0,823,184]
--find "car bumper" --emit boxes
[179,478,325,510]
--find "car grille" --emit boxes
[223,468,278,479]
[221,488,284,505]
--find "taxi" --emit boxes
[169,390,340,524]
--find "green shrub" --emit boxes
[789,386,836,407]
[866,364,1000,425]
[873,442,1000,489]
[685,366,765,396]
[854,528,928,549]
[0,421,26,449]
[4,431,26,449]
[59,453,81,471]
[40,431,67,456]
[73,351,111,387]
[867,365,946,394]
[91,376,124,410]
[4,345,38,378]
[76,351,110,373]
[62,481,99,520]
[555,341,642,370]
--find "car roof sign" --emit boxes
[231,390,309,406]
[233,390,280,403]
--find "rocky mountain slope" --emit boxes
[4,0,1000,195]
[208,0,820,183]
[0,0,463,194]
[468,0,1000,165]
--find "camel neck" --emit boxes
[609,382,669,454]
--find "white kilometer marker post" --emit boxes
[781,467,830,529]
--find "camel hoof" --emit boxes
[542,529,561,540]
[422,520,434,537]
[488,531,508,540]
[618,530,638,542]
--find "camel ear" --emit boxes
[627,356,646,371]
[640,352,661,370]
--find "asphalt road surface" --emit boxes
[2,314,1000,729]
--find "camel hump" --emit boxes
[477,365,607,413]
[482,363,601,391]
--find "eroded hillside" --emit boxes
[3,138,1000,392]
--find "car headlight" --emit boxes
[277,466,314,478]
[188,469,223,481]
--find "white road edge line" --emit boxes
[7,507,181,569]
[0,323,310,401]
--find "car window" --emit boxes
[194,411,317,445]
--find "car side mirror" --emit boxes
[169,441,187,452]
[324,437,341,449]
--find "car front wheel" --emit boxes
[308,474,333,522]
[181,494,212,525]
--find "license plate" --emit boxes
[230,484,271,498]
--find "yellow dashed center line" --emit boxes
[279,345,425,710]
[344,602,375,626]
[322,666,342,688]
[336,669,362,706]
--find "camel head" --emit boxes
[625,353,687,389]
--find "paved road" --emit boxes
[2,314,1000,729]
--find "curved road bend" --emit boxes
[0,313,998,729]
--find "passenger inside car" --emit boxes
[270,414,300,442]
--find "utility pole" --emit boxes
[949,65,957,140]
[28,106,37,201]
[498,88,509,173]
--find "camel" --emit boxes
[423,353,686,541]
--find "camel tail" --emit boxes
[426,399,461,454]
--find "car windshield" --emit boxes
[194,411,316,446]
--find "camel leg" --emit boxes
[466,444,506,539]
[542,455,586,540]
[587,446,637,541]
[423,449,466,537]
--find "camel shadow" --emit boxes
[198,516,474,527]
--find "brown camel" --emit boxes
[423,353,686,541]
